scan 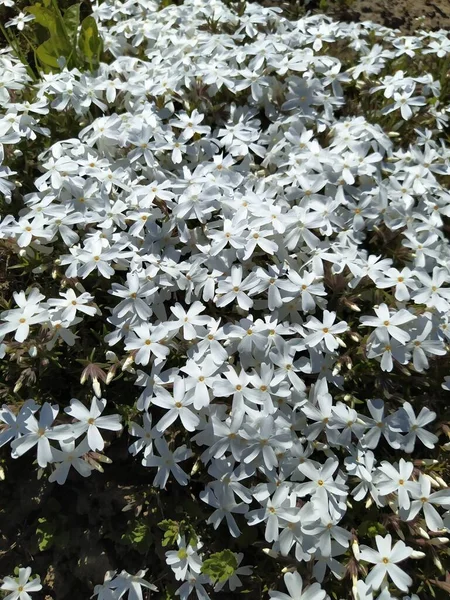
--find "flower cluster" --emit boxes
[1,0,450,598]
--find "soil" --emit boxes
[330,0,450,33]
[275,0,450,33]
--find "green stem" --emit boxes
[0,22,37,82]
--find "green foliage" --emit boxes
[121,519,153,553]
[200,549,238,583]
[78,15,102,69]
[22,0,102,72]
[359,520,387,538]
[35,516,55,551]
[158,519,198,547]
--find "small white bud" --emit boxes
[190,460,200,476]
[352,539,360,560]
[262,548,279,558]
[105,369,115,385]
[417,527,430,540]
[423,473,440,488]
[410,551,426,559]
[434,475,448,489]
[122,355,134,371]
[92,378,102,398]
[430,536,449,545]
[432,554,444,573]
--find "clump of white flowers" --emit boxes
[1,0,450,598]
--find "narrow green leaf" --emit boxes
[79,15,103,68]
[63,3,80,43]
[36,39,61,70]
[25,4,59,33]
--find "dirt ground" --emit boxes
[276,0,450,32]
[334,0,450,33]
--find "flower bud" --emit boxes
[434,475,448,488]
[410,551,426,559]
[89,452,112,464]
[352,538,360,560]
[106,351,118,362]
[417,527,430,539]
[262,548,279,558]
[432,554,444,573]
[190,460,200,476]
[429,537,449,545]
[414,459,438,467]
[92,378,102,398]
[105,367,116,385]
[281,566,296,574]
[122,355,135,372]
[423,473,440,488]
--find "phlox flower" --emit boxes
[166,536,203,581]
[297,458,348,500]
[406,473,450,531]
[0,288,48,343]
[359,534,413,591]
[49,438,93,484]
[1,567,42,600]
[11,402,71,467]
[215,265,256,311]
[303,310,348,352]
[360,303,416,345]
[142,438,192,488]
[376,458,416,510]
[393,402,438,452]
[269,571,326,600]
[151,377,200,432]
[64,397,122,451]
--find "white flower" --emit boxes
[360,304,416,344]
[11,402,71,467]
[360,534,413,591]
[303,310,348,351]
[64,397,122,451]
[151,377,200,433]
[1,567,42,600]
[269,571,326,600]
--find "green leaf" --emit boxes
[201,550,238,583]
[121,520,152,553]
[36,517,55,552]
[158,519,198,548]
[26,1,73,70]
[63,3,80,44]
[79,15,103,68]
[36,39,61,70]
[158,519,180,547]
[25,4,59,33]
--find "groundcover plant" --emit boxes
[0,0,450,598]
